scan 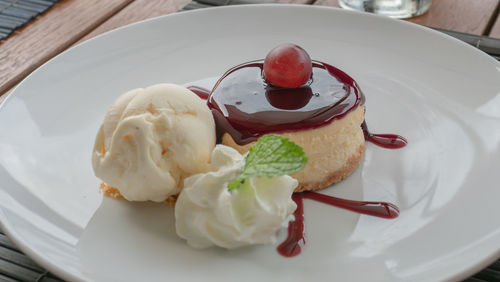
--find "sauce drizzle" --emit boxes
[187,85,210,100]
[277,191,399,257]
[362,121,407,149]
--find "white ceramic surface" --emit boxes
[0,5,499,282]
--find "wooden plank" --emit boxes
[275,0,314,3]
[196,0,272,5]
[473,268,500,281]
[0,258,41,282]
[407,0,500,35]
[0,246,43,272]
[39,272,64,282]
[463,278,488,282]
[312,0,339,8]
[74,0,312,39]
[0,234,19,253]
[0,0,133,95]
[490,15,500,38]
[490,260,500,271]
[314,0,500,35]
[182,1,213,10]
[197,0,313,4]
[77,0,191,44]
[0,273,21,282]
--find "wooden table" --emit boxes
[0,0,500,281]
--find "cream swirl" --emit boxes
[175,145,297,249]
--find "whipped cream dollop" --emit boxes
[92,84,215,202]
[175,145,297,249]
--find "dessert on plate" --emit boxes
[91,44,404,255]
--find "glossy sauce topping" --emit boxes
[207,60,365,145]
[277,194,306,257]
[277,192,399,257]
[187,85,210,100]
[362,121,407,149]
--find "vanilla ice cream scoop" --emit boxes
[92,83,215,202]
[175,145,297,249]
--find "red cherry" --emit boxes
[263,44,313,88]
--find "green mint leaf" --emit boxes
[228,177,244,191]
[228,134,307,191]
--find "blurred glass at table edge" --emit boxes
[339,0,431,19]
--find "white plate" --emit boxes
[1,4,500,282]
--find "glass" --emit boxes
[338,0,431,19]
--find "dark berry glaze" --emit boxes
[362,121,407,149]
[277,194,306,257]
[187,85,210,100]
[301,192,399,219]
[207,60,365,145]
[278,192,399,257]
